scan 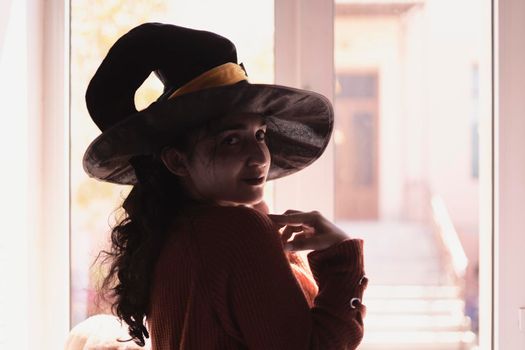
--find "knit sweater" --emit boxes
[147,204,366,350]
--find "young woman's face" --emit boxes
[179,114,270,206]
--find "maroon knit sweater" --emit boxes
[147,204,366,350]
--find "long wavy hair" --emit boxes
[93,119,309,347]
[94,131,197,346]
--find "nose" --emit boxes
[246,139,270,168]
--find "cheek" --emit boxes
[263,144,271,163]
[187,153,215,185]
[210,160,242,187]
[192,156,235,190]
[211,149,245,171]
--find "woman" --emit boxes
[85,22,367,349]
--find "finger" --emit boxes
[281,225,303,243]
[274,209,302,228]
[287,234,335,251]
[302,226,316,237]
[291,232,308,241]
[283,209,303,215]
[271,222,301,233]
[268,212,318,226]
[285,233,313,251]
[267,214,304,227]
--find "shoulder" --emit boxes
[189,205,275,233]
[187,205,282,256]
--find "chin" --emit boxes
[223,192,264,207]
[236,196,264,206]
[244,190,265,205]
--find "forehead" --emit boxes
[208,113,266,134]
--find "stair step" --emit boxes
[364,314,471,332]
[366,298,465,315]
[359,330,477,350]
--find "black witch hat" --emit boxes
[83,22,333,185]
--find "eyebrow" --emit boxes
[214,120,267,134]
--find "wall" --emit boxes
[422,0,483,232]
[335,4,483,228]
[495,0,525,348]
[335,15,404,221]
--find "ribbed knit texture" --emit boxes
[147,205,366,349]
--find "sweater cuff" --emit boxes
[307,239,365,285]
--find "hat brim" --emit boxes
[82,81,333,185]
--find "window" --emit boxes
[69,1,493,350]
[70,0,275,327]
[333,1,490,348]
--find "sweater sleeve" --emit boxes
[191,206,366,350]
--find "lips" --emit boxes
[242,176,265,186]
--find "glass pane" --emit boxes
[70,0,274,328]
[334,1,488,349]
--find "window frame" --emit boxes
[274,0,335,218]
[493,0,525,348]
[32,0,71,348]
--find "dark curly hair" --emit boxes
[93,131,198,346]
[92,117,303,347]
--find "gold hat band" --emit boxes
[168,62,248,100]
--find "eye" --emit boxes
[255,129,266,142]
[222,135,240,146]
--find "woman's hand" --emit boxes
[268,210,349,251]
